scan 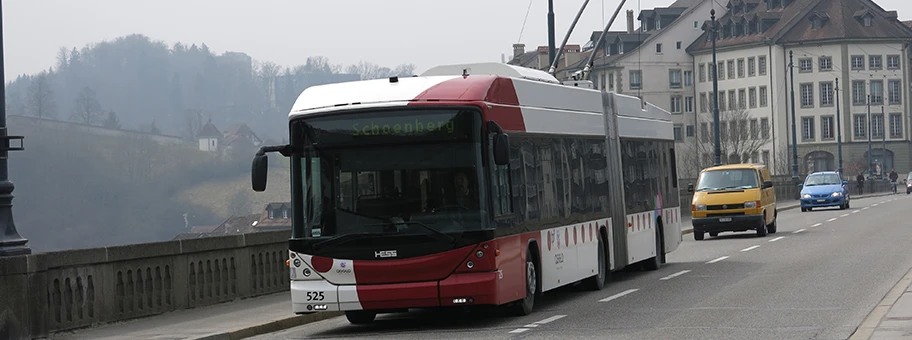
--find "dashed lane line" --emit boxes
[811,223,823,228]
[659,270,691,281]
[707,256,729,264]
[827,217,839,222]
[793,228,806,234]
[599,289,639,302]
[508,315,567,334]
[769,236,785,242]
[741,245,760,252]
[841,213,850,217]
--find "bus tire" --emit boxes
[582,231,608,291]
[511,247,538,316]
[643,225,663,271]
[345,310,376,324]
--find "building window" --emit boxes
[851,55,865,70]
[749,87,757,108]
[738,89,746,109]
[701,122,709,142]
[870,80,883,105]
[762,150,770,165]
[699,64,706,83]
[801,117,815,141]
[686,125,695,137]
[684,70,693,87]
[728,90,736,111]
[629,70,642,89]
[685,96,694,113]
[760,118,770,139]
[283,209,288,218]
[759,86,768,107]
[719,91,727,111]
[852,80,866,105]
[759,56,767,75]
[890,113,902,138]
[799,58,812,72]
[872,114,884,138]
[870,55,882,70]
[738,58,745,78]
[820,81,833,106]
[727,60,735,79]
[818,57,832,71]
[800,83,814,108]
[889,80,901,105]
[750,119,759,139]
[676,41,682,49]
[887,55,901,69]
[854,114,867,139]
[269,210,275,219]
[656,43,663,53]
[812,18,823,29]
[718,62,725,80]
[864,16,872,27]
[694,20,699,28]
[674,125,683,141]
[669,69,682,88]
[700,93,708,113]
[821,116,834,139]
[670,96,683,113]
[748,57,756,77]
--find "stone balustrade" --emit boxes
[0,229,291,340]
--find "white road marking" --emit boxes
[793,228,806,234]
[841,213,850,217]
[827,218,838,222]
[534,315,566,325]
[707,256,729,264]
[599,289,639,302]
[811,223,822,228]
[852,210,860,214]
[659,270,691,281]
[769,236,785,242]
[509,328,530,334]
[524,324,539,328]
[741,245,760,252]
[863,207,871,210]
[873,204,880,207]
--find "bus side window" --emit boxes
[490,135,513,217]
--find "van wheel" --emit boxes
[767,219,777,234]
[756,219,768,237]
[694,231,704,240]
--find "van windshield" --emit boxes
[695,169,760,191]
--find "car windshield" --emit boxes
[293,108,487,243]
[695,169,760,191]
[804,173,842,186]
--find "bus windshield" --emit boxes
[695,169,760,191]
[293,108,487,244]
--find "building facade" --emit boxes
[687,0,912,177]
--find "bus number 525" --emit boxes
[306,292,324,301]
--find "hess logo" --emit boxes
[375,250,397,258]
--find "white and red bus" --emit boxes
[251,62,682,324]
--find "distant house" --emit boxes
[172,202,292,240]
[196,121,263,161]
[197,121,222,152]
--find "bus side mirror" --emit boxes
[252,154,269,192]
[493,133,510,165]
[687,183,694,192]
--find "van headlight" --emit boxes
[744,201,757,208]
[693,204,706,211]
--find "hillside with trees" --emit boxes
[3,34,416,251]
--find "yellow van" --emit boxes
[687,164,778,241]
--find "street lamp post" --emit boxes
[710,9,721,166]
[0,0,30,257]
[547,0,556,67]
[867,94,872,178]
[788,51,799,183]
[835,78,843,174]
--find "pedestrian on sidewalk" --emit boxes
[857,173,865,195]
[890,169,899,194]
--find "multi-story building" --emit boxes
[687,0,912,177]
[555,0,713,178]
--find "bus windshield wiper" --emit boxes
[364,220,457,244]
[313,232,387,251]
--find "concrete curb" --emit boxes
[849,266,912,340]
[189,311,344,340]
[680,192,897,236]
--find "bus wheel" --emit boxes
[511,249,537,316]
[345,310,376,325]
[643,228,663,271]
[582,232,608,290]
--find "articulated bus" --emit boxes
[251,62,682,324]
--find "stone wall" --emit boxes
[0,229,291,340]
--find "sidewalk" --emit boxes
[48,292,341,340]
[851,267,912,340]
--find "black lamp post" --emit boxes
[788,51,798,183]
[710,9,721,166]
[835,78,843,174]
[0,0,30,257]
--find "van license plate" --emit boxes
[719,217,732,222]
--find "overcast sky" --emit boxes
[4,0,912,81]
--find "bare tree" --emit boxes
[183,109,204,140]
[391,64,417,77]
[71,86,103,125]
[304,56,342,74]
[27,71,57,119]
[257,61,281,108]
[683,107,773,176]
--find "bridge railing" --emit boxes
[0,229,291,339]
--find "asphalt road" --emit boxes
[248,194,912,340]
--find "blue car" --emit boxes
[799,171,850,212]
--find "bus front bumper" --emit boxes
[291,271,501,313]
